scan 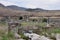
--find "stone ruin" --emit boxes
[8,21,19,33]
[8,21,21,39]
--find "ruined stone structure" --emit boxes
[0,15,60,34]
[8,21,19,33]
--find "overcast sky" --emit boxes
[0,0,60,10]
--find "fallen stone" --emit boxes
[55,34,60,40]
[14,33,21,39]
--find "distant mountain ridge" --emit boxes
[0,3,46,11]
[6,5,46,11]
[0,3,5,7]
[7,5,27,11]
[0,3,60,17]
[26,8,46,12]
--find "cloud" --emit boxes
[0,1,16,6]
[24,4,37,8]
[0,0,60,10]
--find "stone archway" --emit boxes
[19,16,23,20]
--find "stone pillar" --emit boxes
[8,21,22,39]
[8,22,19,33]
[24,15,29,22]
[47,17,50,24]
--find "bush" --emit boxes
[42,18,47,22]
[2,32,15,40]
[32,19,37,22]
[8,32,14,38]
[2,34,8,40]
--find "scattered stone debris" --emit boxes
[24,33,51,40]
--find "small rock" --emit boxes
[55,34,60,40]
[14,33,21,39]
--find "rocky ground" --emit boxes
[0,22,60,40]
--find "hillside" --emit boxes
[7,5,27,11]
[0,3,60,17]
[0,3,5,7]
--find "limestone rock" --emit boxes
[55,34,60,40]
[14,33,21,39]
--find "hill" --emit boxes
[7,5,27,11]
[0,3,60,17]
[0,3,5,7]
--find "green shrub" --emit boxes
[32,19,37,22]
[42,18,47,22]
[2,34,8,40]
[8,32,14,38]
[2,32,15,40]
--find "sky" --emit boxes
[0,0,60,10]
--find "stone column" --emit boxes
[8,22,19,34]
[47,17,50,24]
